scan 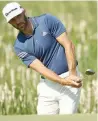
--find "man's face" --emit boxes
[9,11,28,32]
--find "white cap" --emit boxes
[2,2,24,22]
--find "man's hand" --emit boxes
[60,77,82,88]
[66,75,82,83]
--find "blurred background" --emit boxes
[0,1,97,114]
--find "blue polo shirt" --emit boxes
[14,13,76,75]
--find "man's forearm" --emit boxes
[38,66,64,84]
[65,41,77,75]
[30,59,64,84]
[56,32,77,75]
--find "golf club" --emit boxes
[81,69,95,85]
[80,69,95,81]
[85,69,95,75]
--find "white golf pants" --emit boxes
[37,67,81,115]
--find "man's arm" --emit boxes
[14,46,81,87]
[29,59,82,88]
[56,32,81,82]
[56,32,76,75]
[44,14,80,79]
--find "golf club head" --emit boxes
[85,69,95,75]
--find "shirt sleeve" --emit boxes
[14,47,36,67]
[44,14,66,38]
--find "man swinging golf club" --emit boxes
[2,2,82,114]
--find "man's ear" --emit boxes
[23,9,27,17]
[23,9,26,14]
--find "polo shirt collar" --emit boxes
[30,17,39,30]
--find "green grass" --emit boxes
[0,1,97,114]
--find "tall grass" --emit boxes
[0,1,97,114]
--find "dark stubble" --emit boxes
[12,15,28,32]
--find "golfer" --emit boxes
[2,2,82,115]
